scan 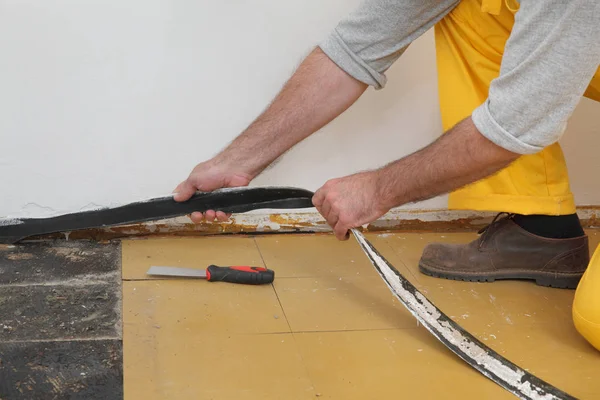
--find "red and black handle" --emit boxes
[206,265,275,285]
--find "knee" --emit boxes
[573,246,600,351]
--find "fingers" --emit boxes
[324,207,339,231]
[190,210,230,223]
[173,180,196,202]
[216,211,229,222]
[333,220,350,241]
[173,182,184,194]
[205,210,217,222]
[320,199,332,224]
[190,212,204,224]
[178,179,225,223]
[314,181,344,238]
[325,204,349,241]
[314,189,346,239]
[312,188,325,210]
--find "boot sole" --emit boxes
[418,262,583,289]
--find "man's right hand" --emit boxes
[173,160,252,223]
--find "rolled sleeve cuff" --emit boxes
[319,30,387,90]
[472,100,543,155]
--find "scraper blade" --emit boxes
[147,266,207,278]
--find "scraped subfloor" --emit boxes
[122,230,600,399]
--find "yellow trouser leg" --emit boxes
[579,33,600,349]
[435,0,600,352]
[573,31,600,352]
[569,66,600,351]
[573,245,600,351]
[434,0,576,215]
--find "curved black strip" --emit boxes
[355,232,576,400]
[0,187,315,244]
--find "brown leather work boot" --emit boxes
[418,213,589,289]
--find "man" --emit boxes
[174,0,600,350]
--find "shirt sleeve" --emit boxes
[472,0,600,155]
[319,0,459,89]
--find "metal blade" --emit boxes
[147,266,207,278]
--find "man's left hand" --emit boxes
[312,171,390,240]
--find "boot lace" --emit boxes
[477,212,514,248]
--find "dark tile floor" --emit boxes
[0,241,122,399]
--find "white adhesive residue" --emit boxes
[0,218,23,226]
[256,221,281,232]
[351,229,560,400]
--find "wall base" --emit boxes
[23,206,600,242]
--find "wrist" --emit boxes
[212,153,259,181]
[373,167,402,211]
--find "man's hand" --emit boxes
[173,160,252,223]
[312,171,389,241]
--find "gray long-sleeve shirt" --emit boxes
[319,0,600,155]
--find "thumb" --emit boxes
[173,180,197,202]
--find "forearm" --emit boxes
[376,117,520,208]
[216,47,367,178]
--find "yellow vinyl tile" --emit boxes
[414,280,575,331]
[123,280,289,334]
[122,236,264,280]
[588,229,600,254]
[122,230,600,400]
[124,330,315,400]
[361,233,424,283]
[254,234,385,278]
[294,329,512,399]
[273,276,415,332]
[464,321,600,398]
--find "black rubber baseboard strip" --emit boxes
[352,229,575,400]
[0,187,314,244]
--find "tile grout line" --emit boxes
[0,271,121,288]
[123,278,163,282]
[252,237,293,334]
[0,336,121,344]
[0,280,119,288]
[234,327,423,335]
[252,237,320,397]
[115,242,123,340]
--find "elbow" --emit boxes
[465,117,521,168]
[472,99,567,156]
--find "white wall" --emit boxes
[0,1,598,218]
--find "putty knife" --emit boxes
[147,265,275,285]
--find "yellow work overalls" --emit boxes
[434,0,600,350]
